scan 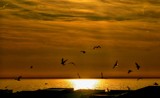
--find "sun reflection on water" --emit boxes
[70,79,99,90]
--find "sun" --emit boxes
[70,79,99,90]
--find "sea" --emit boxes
[0,78,159,92]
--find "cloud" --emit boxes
[0,0,160,77]
[1,0,160,22]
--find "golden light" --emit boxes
[70,79,99,90]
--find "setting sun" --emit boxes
[70,79,99,90]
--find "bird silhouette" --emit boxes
[93,45,101,49]
[135,62,140,70]
[5,86,8,89]
[30,66,33,69]
[128,70,132,74]
[15,76,22,81]
[61,58,68,65]
[137,77,142,81]
[113,60,118,69]
[77,73,81,78]
[80,51,86,54]
[101,72,104,79]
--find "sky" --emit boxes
[0,0,160,78]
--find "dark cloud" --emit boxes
[1,0,160,22]
[14,0,38,6]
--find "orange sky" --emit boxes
[0,0,160,78]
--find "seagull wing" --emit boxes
[113,61,118,69]
[135,62,140,70]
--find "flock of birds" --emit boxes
[60,45,141,79]
[14,45,101,81]
[59,45,159,89]
[112,60,140,74]
[60,45,102,79]
[13,45,158,90]
[1,1,158,90]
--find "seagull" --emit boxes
[113,60,118,69]
[93,45,101,49]
[5,86,8,89]
[61,58,68,65]
[80,51,86,54]
[135,62,140,70]
[77,73,81,78]
[128,70,132,74]
[137,77,142,81]
[15,76,22,81]
[101,72,104,79]
[30,66,33,69]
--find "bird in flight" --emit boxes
[93,45,101,49]
[135,62,140,70]
[113,60,118,69]
[61,58,68,65]
[80,51,86,54]
[137,77,142,81]
[5,86,8,89]
[30,66,33,69]
[15,76,22,81]
[101,72,104,79]
[128,70,132,74]
[77,73,81,78]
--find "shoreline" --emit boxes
[1,77,160,79]
[0,86,160,98]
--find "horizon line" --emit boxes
[1,76,160,79]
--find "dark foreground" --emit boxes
[0,86,160,98]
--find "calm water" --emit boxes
[0,79,159,92]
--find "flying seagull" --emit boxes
[61,58,68,65]
[93,45,101,49]
[128,70,132,74]
[80,51,86,54]
[5,86,8,89]
[101,72,104,79]
[15,76,22,81]
[113,60,118,69]
[135,62,140,70]
[137,77,142,81]
[77,73,81,78]
[30,66,33,69]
